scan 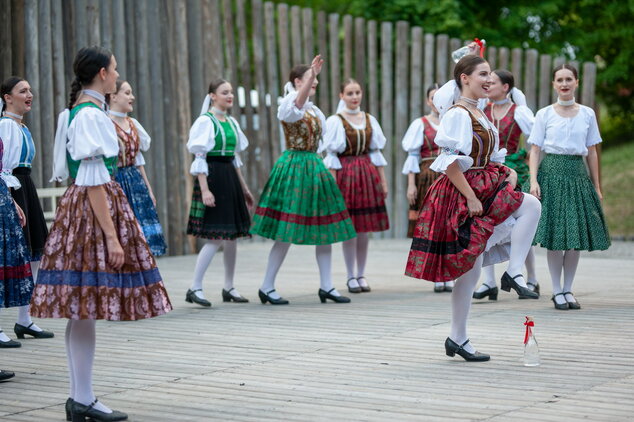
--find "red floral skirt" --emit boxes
[336,154,389,233]
[405,164,523,282]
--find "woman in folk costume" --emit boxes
[405,55,541,361]
[108,79,167,256]
[473,70,540,300]
[401,83,455,293]
[185,79,254,306]
[30,47,172,422]
[527,64,610,310]
[0,77,53,346]
[251,55,356,305]
[323,78,389,294]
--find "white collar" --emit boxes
[109,110,128,118]
[557,97,575,106]
[211,107,227,117]
[493,98,510,105]
[81,89,107,110]
[3,111,23,120]
[343,107,361,115]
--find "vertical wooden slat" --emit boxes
[86,0,100,45]
[551,56,565,103]
[498,47,509,70]
[73,0,87,49]
[186,0,204,116]
[316,11,329,113]
[342,15,353,78]
[380,21,393,238]
[202,0,225,82]
[582,62,596,109]
[11,0,25,77]
[410,26,423,121]
[277,4,290,87]
[24,0,41,186]
[222,0,240,122]
[252,0,270,192]
[100,0,113,51]
[394,21,409,238]
[524,49,538,111]
[134,0,152,144]
[328,13,340,109]
[124,0,136,86]
[435,34,448,85]
[264,2,281,161]
[449,37,461,75]
[538,54,552,109]
[0,2,12,78]
[301,8,313,64]
[354,17,366,107]
[290,6,302,65]
[111,0,126,78]
[423,33,434,114]
[511,47,523,89]
[487,46,497,71]
[569,60,580,103]
[38,0,54,188]
[367,20,378,117]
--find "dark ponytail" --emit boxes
[68,46,113,109]
[1,76,26,113]
[289,64,311,87]
[453,55,487,90]
[492,69,515,93]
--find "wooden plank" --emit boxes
[290,5,302,65]
[11,0,25,77]
[277,3,290,88]
[37,0,54,189]
[0,1,12,78]
[449,37,461,75]
[111,0,127,78]
[538,54,552,109]
[367,20,378,116]
[511,48,523,89]
[186,0,204,116]
[51,0,65,114]
[354,17,366,109]
[487,46,497,71]
[328,13,340,111]
[342,14,353,78]
[86,0,100,45]
[73,0,87,50]
[222,0,240,122]
[316,11,329,113]
[551,56,565,103]
[582,62,597,109]
[251,0,270,192]
[134,0,152,134]
[394,21,409,238]
[301,8,314,64]
[380,21,393,238]
[410,27,423,121]
[202,0,225,81]
[264,1,281,161]
[99,0,113,51]
[423,33,434,114]
[124,0,136,87]
[24,0,42,186]
[524,49,538,112]
[435,34,448,85]
[498,46,509,70]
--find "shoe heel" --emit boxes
[488,293,498,301]
[500,279,511,292]
[319,295,326,303]
[185,296,192,303]
[66,410,71,422]
[15,333,25,339]
[445,348,455,357]
[71,414,87,422]
[258,291,267,304]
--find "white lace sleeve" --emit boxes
[322,116,346,169]
[368,115,387,167]
[187,116,216,175]
[401,118,424,174]
[429,108,474,173]
[0,119,23,188]
[514,105,535,136]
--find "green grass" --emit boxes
[601,142,634,238]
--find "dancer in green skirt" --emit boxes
[527,64,610,310]
[251,55,357,305]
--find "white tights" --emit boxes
[479,247,538,289]
[342,233,369,288]
[0,262,43,340]
[190,240,240,297]
[547,249,580,303]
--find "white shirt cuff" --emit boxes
[429,151,474,173]
[490,148,507,164]
[402,155,420,174]
[134,152,146,166]
[233,153,244,168]
[190,155,209,175]
[369,150,387,167]
[0,172,21,189]
[75,158,111,186]
[323,153,342,170]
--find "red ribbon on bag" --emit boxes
[474,38,486,57]
[524,316,534,344]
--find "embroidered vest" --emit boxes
[204,112,238,157]
[337,113,372,156]
[420,116,440,160]
[114,117,140,167]
[484,103,522,154]
[451,104,495,169]
[281,110,322,152]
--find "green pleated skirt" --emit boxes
[525,154,610,251]
[505,148,529,187]
[251,150,357,245]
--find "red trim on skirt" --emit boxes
[254,207,351,226]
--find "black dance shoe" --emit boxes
[222,288,249,303]
[14,322,55,339]
[71,399,128,422]
[434,283,445,293]
[563,291,581,310]
[500,272,539,299]
[472,285,498,300]
[318,288,351,303]
[357,276,371,292]
[66,398,75,421]
[185,289,212,307]
[519,281,541,299]
[258,289,289,305]
[346,277,362,294]
[444,337,490,362]
[551,293,569,310]
[0,331,21,348]
[0,370,15,382]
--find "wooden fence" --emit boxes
[0,0,597,255]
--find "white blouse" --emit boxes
[401,117,439,175]
[187,114,249,175]
[0,118,24,188]
[277,91,326,127]
[512,105,535,136]
[430,107,506,173]
[66,106,119,186]
[322,113,388,169]
[527,105,601,156]
[130,118,151,166]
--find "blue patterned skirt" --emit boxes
[115,166,167,256]
[0,179,34,308]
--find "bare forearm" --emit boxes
[587,147,601,190]
[234,166,250,192]
[407,172,416,187]
[294,73,315,109]
[529,144,541,184]
[87,185,117,238]
[197,173,210,193]
[137,165,153,194]
[445,161,476,200]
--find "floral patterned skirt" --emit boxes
[30,181,172,321]
[406,163,524,282]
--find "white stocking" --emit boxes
[316,244,340,296]
[525,247,538,285]
[355,233,369,278]
[190,240,222,299]
[562,250,581,302]
[222,240,239,295]
[260,241,291,299]
[0,313,10,342]
[475,264,496,293]
[506,193,541,287]
[450,255,483,354]
[65,321,75,399]
[547,250,566,305]
[17,261,43,331]
[342,238,359,288]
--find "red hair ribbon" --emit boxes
[523,317,534,344]
[474,38,486,58]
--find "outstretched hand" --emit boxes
[311,55,324,77]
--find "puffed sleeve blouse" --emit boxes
[400,117,439,174]
[527,105,601,155]
[129,117,151,166]
[514,105,535,136]
[0,118,24,188]
[322,113,388,169]
[430,107,505,173]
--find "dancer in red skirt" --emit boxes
[406,55,541,361]
[323,79,389,293]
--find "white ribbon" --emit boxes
[510,87,528,107]
[336,99,345,114]
[433,80,460,120]
[283,81,296,95]
[199,94,212,116]
[50,109,70,182]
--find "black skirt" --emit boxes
[186,156,251,240]
[11,167,49,260]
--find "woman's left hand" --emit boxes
[149,190,157,207]
[381,181,389,198]
[244,189,255,210]
[14,201,26,227]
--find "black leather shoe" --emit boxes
[318,288,351,303]
[66,398,75,421]
[500,272,539,299]
[222,288,249,303]
[444,337,490,362]
[563,291,581,309]
[0,370,15,382]
[346,277,362,293]
[71,399,128,421]
[14,322,55,339]
[185,289,211,307]
[434,282,445,293]
[444,282,454,292]
[0,331,21,348]
[551,292,569,310]
[519,281,541,299]
[472,284,498,300]
[258,289,289,305]
[357,276,371,292]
